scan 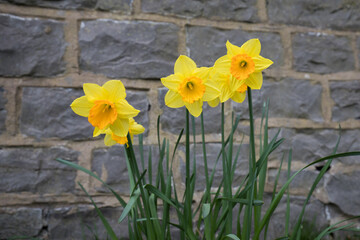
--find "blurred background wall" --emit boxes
[0,0,359,239]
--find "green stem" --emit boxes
[201,112,210,202]
[185,109,193,235]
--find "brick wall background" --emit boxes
[0,0,360,239]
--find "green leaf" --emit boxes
[224,234,241,240]
[144,184,179,210]
[202,203,211,218]
[118,188,141,223]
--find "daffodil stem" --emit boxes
[185,109,192,234]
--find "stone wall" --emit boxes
[0,0,360,239]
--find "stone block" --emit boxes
[268,128,360,165]
[326,171,360,216]
[92,145,160,194]
[179,143,249,191]
[330,80,360,121]
[0,147,78,193]
[79,20,179,79]
[0,87,6,134]
[232,78,323,121]
[142,0,258,22]
[0,207,42,239]
[158,88,222,135]
[0,0,131,12]
[127,91,150,135]
[0,14,66,77]
[186,26,283,68]
[48,205,128,239]
[292,33,354,74]
[267,0,360,30]
[20,87,93,140]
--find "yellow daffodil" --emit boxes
[70,80,140,137]
[94,118,145,146]
[211,39,273,105]
[161,55,220,117]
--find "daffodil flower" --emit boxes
[210,39,273,105]
[70,80,140,137]
[161,55,220,117]
[93,118,145,146]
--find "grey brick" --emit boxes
[233,78,323,122]
[158,88,222,135]
[292,33,354,74]
[0,14,66,77]
[142,0,258,22]
[92,145,159,194]
[20,87,93,140]
[79,20,179,79]
[127,91,150,136]
[0,147,78,193]
[48,206,128,240]
[330,80,360,121]
[186,26,283,68]
[0,0,131,12]
[267,0,360,30]
[0,87,6,134]
[0,207,43,239]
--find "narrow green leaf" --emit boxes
[315,216,360,240]
[119,188,141,223]
[144,184,179,210]
[202,203,211,218]
[225,234,241,240]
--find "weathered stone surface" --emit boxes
[0,147,78,193]
[48,205,128,239]
[292,33,354,74]
[330,80,360,121]
[0,14,66,77]
[142,0,258,22]
[233,78,323,121]
[20,87,93,140]
[0,87,6,134]
[268,128,360,165]
[79,20,179,79]
[92,145,159,193]
[179,143,249,191]
[0,207,43,238]
[267,0,360,30]
[158,88,222,134]
[326,171,360,216]
[0,0,131,12]
[186,26,283,68]
[127,91,150,135]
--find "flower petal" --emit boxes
[130,120,145,135]
[174,55,197,76]
[245,72,263,90]
[253,55,273,72]
[104,133,117,146]
[110,118,129,137]
[115,99,140,118]
[208,98,220,107]
[185,100,203,117]
[228,75,244,92]
[93,127,105,137]
[70,96,93,117]
[203,82,220,101]
[240,39,261,57]
[219,83,233,103]
[213,55,231,74]
[226,40,242,58]
[83,83,107,102]
[193,67,211,81]
[102,80,126,102]
[231,91,246,103]
[161,73,183,91]
[165,90,185,108]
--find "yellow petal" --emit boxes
[193,67,211,81]
[245,72,263,90]
[226,40,242,58]
[213,55,231,74]
[240,39,261,57]
[252,55,273,72]
[115,99,140,119]
[219,83,233,103]
[231,91,246,103]
[130,121,145,135]
[161,73,183,91]
[110,118,129,137]
[185,100,203,117]
[174,55,197,76]
[70,96,93,117]
[165,90,185,108]
[93,127,105,137]
[104,133,117,146]
[102,80,126,102]
[208,97,220,107]
[83,83,107,102]
[203,82,220,101]
[228,75,244,92]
